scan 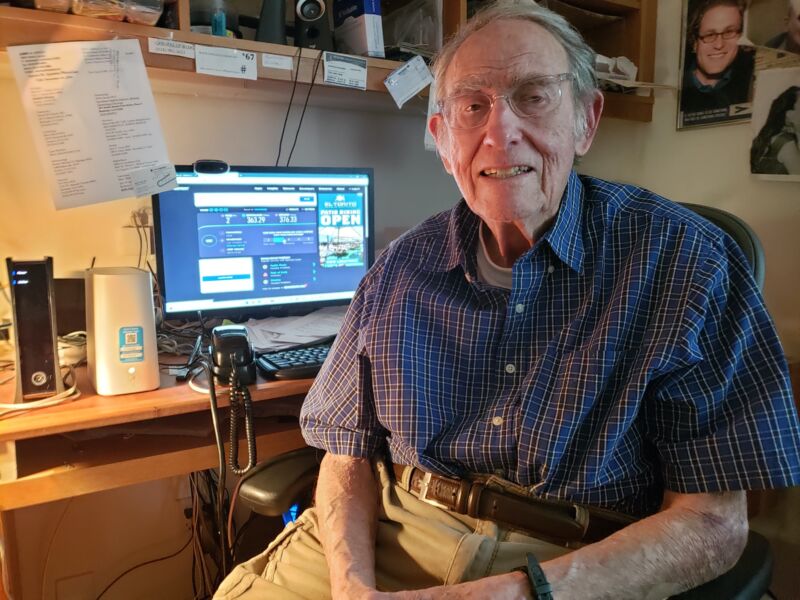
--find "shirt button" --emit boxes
[515,303,525,314]
[492,416,503,426]
[505,363,516,374]
[494,468,506,478]
[547,264,555,274]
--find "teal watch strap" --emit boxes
[516,553,552,600]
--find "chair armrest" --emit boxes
[669,530,772,600]
[239,447,322,517]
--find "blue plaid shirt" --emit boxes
[301,172,800,517]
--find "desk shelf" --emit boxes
[0,368,311,443]
[0,413,306,510]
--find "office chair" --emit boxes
[238,203,772,600]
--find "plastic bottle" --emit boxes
[210,0,226,36]
[125,0,163,25]
[70,0,125,20]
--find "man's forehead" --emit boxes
[438,18,569,97]
[445,43,569,94]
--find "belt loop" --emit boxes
[466,481,484,518]
[393,463,412,492]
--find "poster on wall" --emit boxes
[678,0,756,129]
[749,66,800,179]
[745,0,800,54]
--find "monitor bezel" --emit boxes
[152,164,375,322]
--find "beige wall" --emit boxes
[581,2,800,361]
[1,0,799,597]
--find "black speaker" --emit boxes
[6,257,64,401]
[256,0,287,44]
[294,0,333,51]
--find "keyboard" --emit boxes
[256,342,333,380]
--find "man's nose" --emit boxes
[712,34,726,48]
[482,97,524,146]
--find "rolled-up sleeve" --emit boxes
[645,235,800,493]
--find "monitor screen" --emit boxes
[153,165,374,320]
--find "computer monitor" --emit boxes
[153,165,374,321]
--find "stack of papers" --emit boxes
[242,306,349,353]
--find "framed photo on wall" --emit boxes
[746,0,800,54]
[749,66,800,179]
[678,0,756,129]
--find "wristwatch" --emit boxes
[514,553,553,600]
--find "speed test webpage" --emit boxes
[155,167,373,317]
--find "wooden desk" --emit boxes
[0,367,312,598]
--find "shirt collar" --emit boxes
[432,171,586,275]
[543,170,585,274]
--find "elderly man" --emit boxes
[680,0,755,119]
[216,2,800,599]
[766,0,800,54]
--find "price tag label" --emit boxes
[148,38,195,59]
[195,45,257,80]
[323,51,368,90]
[262,53,294,71]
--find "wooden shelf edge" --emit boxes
[0,368,312,443]
[602,90,654,122]
[0,425,306,510]
[0,5,404,94]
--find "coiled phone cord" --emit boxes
[227,353,257,476]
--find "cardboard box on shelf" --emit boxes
[333,0,385,58]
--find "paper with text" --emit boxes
[195,45,257,80]
[384,55,433,109]
[323,52,367,90]
[243,305,348,352]
[148,38,195,59]
[7,39,174,209]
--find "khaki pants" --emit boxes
[215,460,572,599]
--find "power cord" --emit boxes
[275,46,303,167]
[186,351,258,575]
[0,365,80,418]
[194,358,231,577]
[94,534,193,600]
[286,50,324,167]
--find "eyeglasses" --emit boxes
[697,28,741,44]
[438,73,574,130]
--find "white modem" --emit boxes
[85,267,160,396]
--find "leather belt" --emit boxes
[393,464,635,545]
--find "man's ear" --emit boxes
[574,91,604,157]
[429,113,453,174]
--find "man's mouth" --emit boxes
[480,165,533,179]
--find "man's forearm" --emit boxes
[316,453,380,599]
[541,490,749,600]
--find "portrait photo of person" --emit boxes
[679,0,756,128]
[750,69,800,176]
[765,0,800,54]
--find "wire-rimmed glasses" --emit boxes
[438,73,574,130]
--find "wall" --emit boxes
[580,2,800,360]
[1,0,799,597]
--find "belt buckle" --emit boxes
[417,471,449,510]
